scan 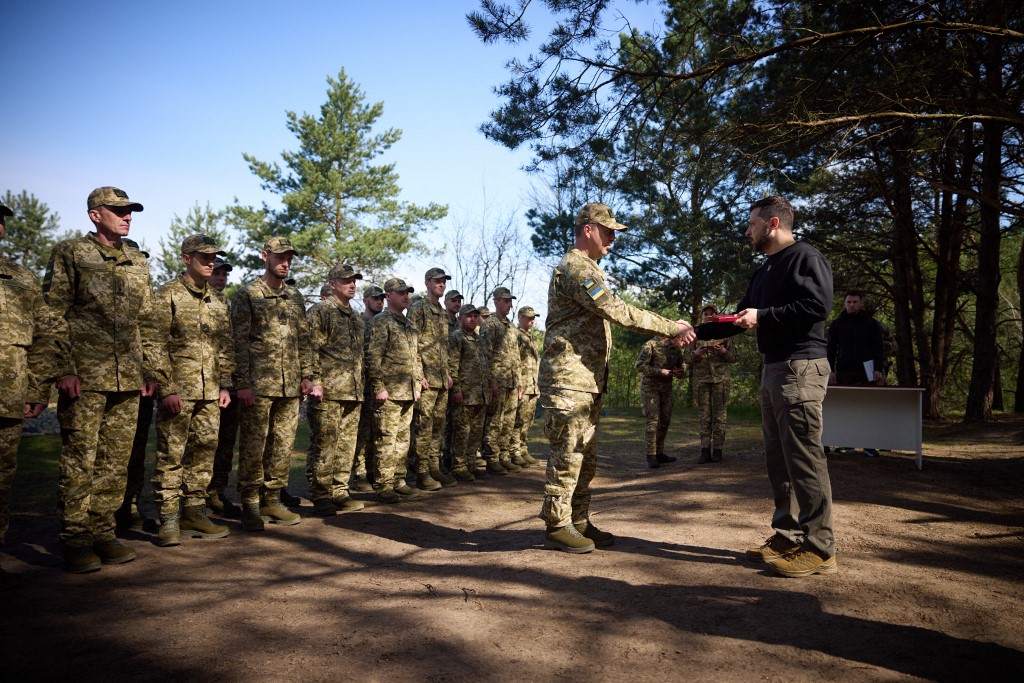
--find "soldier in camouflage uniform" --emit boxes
[441,289,464,466]
[207,256,241,516]
[691,305,737,463]
[539,203,694,553]
[0,201,53,586]
[142,234,234,545]
[636,335,686,469]
[305,264,367,516]
[409,267,456,490]
[512,306,541,467]
[447,304,490,480]
[352,284,385,493]
[480,286,524,475]
[231,237,321,530]
[366,278,424,503]
[44,187,155,573]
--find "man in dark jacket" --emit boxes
[827,290,884,386]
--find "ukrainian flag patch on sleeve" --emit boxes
[583,278,607,301]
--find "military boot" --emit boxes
[377,488,401,504]
[241,502,265,531]
[486,460,508,475]
[499,457,522,473]
[63,545,102,574]
[711,448,723,463]
[430,468,457,488]
[181,505,230,539]
[351,476,374,493]
[115,501,144,531]
[452,469,476,483]
[330,495,365,513]
[208,489,240,518]
[697,448,712,464]
[511,453,530,468]
[312,498,337,517]
[544,525,595,554]
[646,455,660,469]
[416,472,442,491]
[157,514,182,547]
[261,492,301,525]
[656,452,677,464]
[520,451,540,466]
[574,519,614,547]
[280,488,302,508]
[394,484,422,501]
[93,538,137,565]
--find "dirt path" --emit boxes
[3,414,1023,681]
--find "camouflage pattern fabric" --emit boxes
[209,397,238,491]
[352,313,377,483]
[409,298,450,472]
[481,314,520,462]
[237,396,299,504]
[125,397,155,501]
[514,327,540,459]
[451,403,486,473]
[539,248,679,527]
[43,235,153,548]
[690,337,736,450]
[413,387,447,473]
[230,278,318,397]
[152,398,221,515]
[513,393,538,461]
[0,419,21,546]
[372,399,415,491]
[57,390,141,546]
[306,399,361,501]
[637,338,684,456]
[482,388,517,464]
[306,297,364,401]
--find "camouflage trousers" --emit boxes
[152,398,220,516]
[306,399,361,501]
[57,390,140,547]
[237,395,299,505]
[539,387,601,528]
[353,394,374,482]
[513,393,538,460]
[640,382,673,456]
[0,418,23,548]
[696,380,729,449]
[450,402,486,473]
[123,397,155,504]
[482,387,518,463]
[413,386,448,473]
[209,397,239,492]
[372,399,414,491]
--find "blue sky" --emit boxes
[1,0,666,313]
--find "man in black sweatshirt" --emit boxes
[732,196,837,578]
[827,290,884,385]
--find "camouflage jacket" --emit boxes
[43,234,153,392]
[307,297,364,401]
[366,310,422,401]
[230,278,318,397]
[539,249,678,394]
[636,337,684,389]
[517,327,539,396]
[448,327,490,405]
[690,337,737,383]
[447,315,458,337]
[141,275,233,401]
[1,258,53,417]
[408,297,450,388]
[480,314,520,389]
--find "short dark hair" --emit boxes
[845,290,864,300]
[750,196,794,230]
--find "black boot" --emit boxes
[646,455,660,469]
[711,448,723,462]
[697,448,712,464]
[655,452,677,464]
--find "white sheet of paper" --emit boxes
[863,359,875,382]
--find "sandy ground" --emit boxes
[2,414,1023,682]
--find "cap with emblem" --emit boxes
[575,202,628,231]
[87,186,144,212]
[491,286,516,300]
[444,289,463,302]
[328,263,363,281]
[263,236,299,256]
[383,277,414,294]
[458,303,480,316]
[213,256,233,272]
[424,266,451,281]
[0,202,13,218]
[518,306,539,319]
[181,233,226,255]
[363,284,385,298]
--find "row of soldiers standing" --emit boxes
[0,187,542,578]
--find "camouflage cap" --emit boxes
[363,284,385,298]
[327,263,363,281]
[213,256,233,271]
[491,286,516,300]
[263,236,299,255]
[575,202,627,231]
[87,186,144,212]
[320,284,331,298]
[518,306,539,319]
[0,202,13,218]
[477,306,491,317]
[424,266,452,281]
[383,277,414,294]
[444,289,463,302]
[181,233,226,255]
[410,293,424,306]
[458,303,480,316]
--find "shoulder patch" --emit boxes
[583,278,607,301]
[42,264,54,292]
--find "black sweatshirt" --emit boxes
[735,241,833,363]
